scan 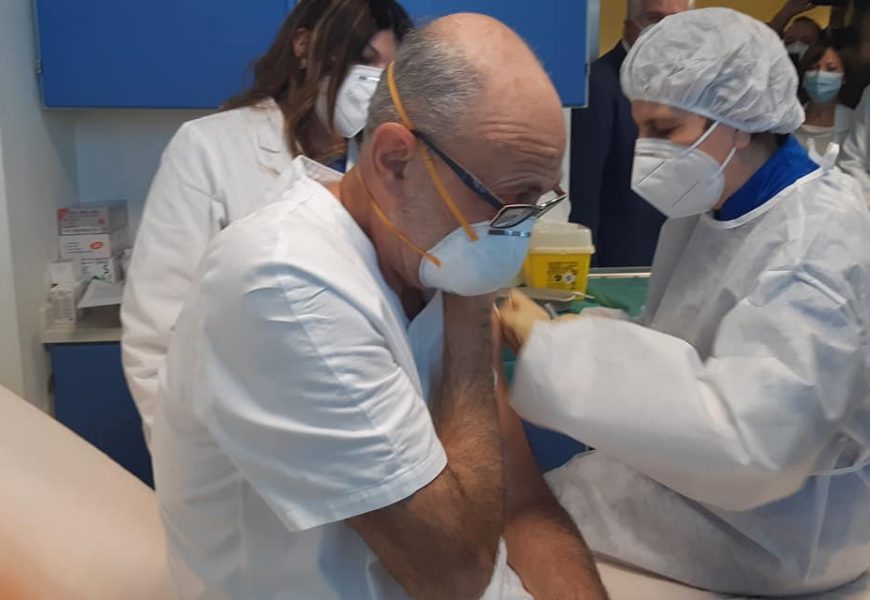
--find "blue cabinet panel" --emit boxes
[50,343,152,486]
[395,1,589,107]
[36,0,290,108]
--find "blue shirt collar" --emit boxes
[324,155,348,174]
[715,135,818,221]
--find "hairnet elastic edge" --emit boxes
[623,94,799,135]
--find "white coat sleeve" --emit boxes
[838,86,870,204]
[192,229,447,532]
[121,123,225,446]
[511,271,865,511]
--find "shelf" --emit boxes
[43,306,122,345]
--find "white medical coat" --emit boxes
[513,167,870,595]
[122,100,295,445]
[152,158,527,599]
[839,87,870,204]
[795,104,853,162]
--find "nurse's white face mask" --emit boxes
[315,64,383,139]
[632,121,737,219]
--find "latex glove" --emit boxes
[497,290,552,354]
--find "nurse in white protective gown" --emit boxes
[499,8,870,597]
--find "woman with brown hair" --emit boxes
[795,43,855,161]
[122,0,412,445]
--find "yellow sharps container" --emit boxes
[522,222,596,293]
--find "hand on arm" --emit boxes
[494,311,608,600]
[349,293,504,599]
[498,290,567,354]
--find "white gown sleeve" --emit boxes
[838,86,870,205]
[121,123,225,446]
[511,271,864,511]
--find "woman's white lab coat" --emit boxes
[838,87,870,203]
[512,167,870,595]
[795,103,854,161]
[121,100,295,445]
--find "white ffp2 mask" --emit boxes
[631,122,737,219]
[787,41,810,61]
[316,64,383,139]
[419,220,534,296]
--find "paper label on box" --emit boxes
[49,259,83,285]
[59,227,128,259]
[81,257,122,284]
[57,202,128,235]
[48,281,86,324]
[545,260,582,291]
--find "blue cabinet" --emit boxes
[38,0,591,108]
[35,0,291,108]
[50,342,153,486]
[395,1,591,107]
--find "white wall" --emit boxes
[0,0,78,409]
[0,0,207,407]
[0,32,203,410]
[73,108,573,232]
[74,110,209,234]
[0,128,25,394]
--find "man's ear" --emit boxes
[734,129,753,151]
[369,123,417,188]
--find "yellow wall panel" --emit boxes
[598,1,830,56]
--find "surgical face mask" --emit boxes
[418,220,534,296]
[354,169,533,297]
[315,64,383,139]
[787,41,810,61]
[803,70,843,104]
[632,122,737,219]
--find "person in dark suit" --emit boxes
[570,0,693,267]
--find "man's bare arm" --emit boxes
[349,294,504,599]
[496,312,608,599]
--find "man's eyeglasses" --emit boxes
[412,130,567,232]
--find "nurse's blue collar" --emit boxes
[714,135,818,221]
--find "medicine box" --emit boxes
[49,259,83,285]
[48,280,87,325]
[81,256,123,284]
[59,227,128,260]
[57,201,128,235]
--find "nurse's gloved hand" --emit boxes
[497,290,552,354]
